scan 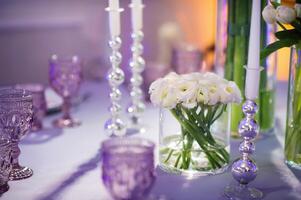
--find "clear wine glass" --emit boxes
[49,55,83,128]
[0,88,34,180]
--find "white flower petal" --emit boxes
[262,5,277,24]
[276,5,296,24]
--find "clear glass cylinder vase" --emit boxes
[159,105,231,176]
[285,47,301,169]
[215,0,277,137]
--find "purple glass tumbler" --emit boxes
[102,138,155,200]
[171,44,202,74]
[0,139,12,194]
[49,55,82,128]
[15,84,46,131]
[0,89,33,180]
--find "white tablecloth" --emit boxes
[2,81,301,200]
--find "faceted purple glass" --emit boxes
[0,88,33,180]
[0,138,12,194]
[49,55,82,128]
[102,138,155,200]
[172,44,202,74]
[15,84,46,131]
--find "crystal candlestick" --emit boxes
[224,100,263,199]
[104,36,126,137]
[127,30,146,131]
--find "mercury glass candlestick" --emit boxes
[224,100,263,199]
[104,36,126,137]
[104,4,126,137]
[127,31,146,131]
[0,89,34,180]
[102,137,155,200]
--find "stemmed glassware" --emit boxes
[102,137,156,200]
[0,138,12,194]
[0,89,33,180]
[49,55,83,128]
[15,84,46,131]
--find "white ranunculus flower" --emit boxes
[262,5,277,24]
[207,83,221,105]
[182,72,203,82]
[149,71,242,108]
[276,5,296,24]
[203,72,228,86]
[175,79,198,108]
[220,81,242,104]
[149,78,178,109]
[164,72,180,82]
[196,83,209,105]
[295,4,301,18]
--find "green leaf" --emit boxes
[270,1,280,8]
[275,29,301,40]
[291,21,301,33]
[261,39,299,60]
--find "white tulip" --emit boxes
[295,4,301,18]
[262,5,277,24]
[276,5,296,24]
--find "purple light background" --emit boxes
[0,0,216,86]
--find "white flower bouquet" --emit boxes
[150,72,242,174]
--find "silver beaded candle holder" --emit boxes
[104,35,127,137]
[224,99,263,199]
[127,30,146,130]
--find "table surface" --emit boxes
[2,81,301,200]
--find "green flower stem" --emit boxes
[169,104,230,170]
[259,0,275,132]
[188,105,230,163]
[225,0,251,135]
[171,109,222,169]
[181,128,193,169]
[285,61,301,164]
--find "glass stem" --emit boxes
[63,97,71,120]
[11,140,20,167]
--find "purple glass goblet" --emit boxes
[15,84,46,132]
[49,55,82,128]
[102,138,156,200]
[0,89,33,180]
[0,138,12,194]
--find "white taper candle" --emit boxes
[108,0,121,37]
[245,0,261,100]
[131,0,144,32]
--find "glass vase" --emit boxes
[285,46,301,169]
[216,0,277,137]
[159,105,231,176]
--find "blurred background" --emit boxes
[0,0,289,86]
